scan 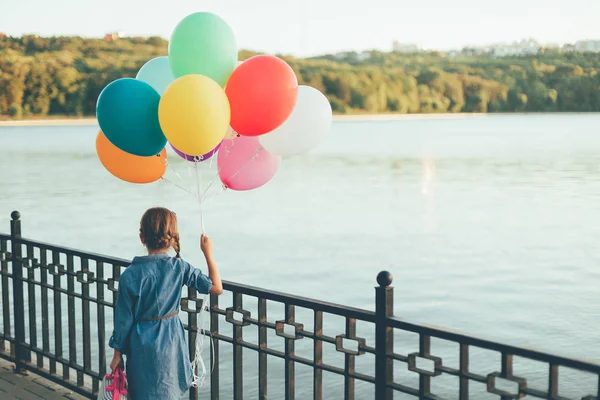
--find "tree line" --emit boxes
[1,35,600,119]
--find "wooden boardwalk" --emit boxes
[0,359,88,400]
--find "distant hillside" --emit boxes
[1,35,600,119]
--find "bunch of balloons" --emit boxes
[95,12,333,190]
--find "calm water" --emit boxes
[1,114,599,398]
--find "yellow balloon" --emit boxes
[159,74,230,156]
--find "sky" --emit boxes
[1,0,600,56]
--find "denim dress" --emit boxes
[109,253,212,400]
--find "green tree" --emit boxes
[2,35,600,118]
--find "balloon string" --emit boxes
[200,186,225,205]
[199,198,205,235]
[195,161,202,199]
[199,145,261,197]
[190,294,211,388]
[163,145,257,202]
[199,151,250,201]
[199,171,221,202]
[165,160,185,182]
[160,177,196,197]
[226,147,263,182]
[195,161,206,235]
[195,139,259,210]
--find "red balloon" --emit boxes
[225,55,298,136]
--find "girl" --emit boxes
[108,207,223,399]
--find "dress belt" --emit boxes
[136,311,179,323]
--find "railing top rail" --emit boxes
[388,316,600,372]
[223,279,377,322]
[9,235,130,266]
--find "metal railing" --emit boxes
[0,211,598,399]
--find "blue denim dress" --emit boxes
[109,254,212,400]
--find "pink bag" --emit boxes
[98,366,128,400]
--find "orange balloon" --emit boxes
[225,55,298,136]
[96,131,167,184]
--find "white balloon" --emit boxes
[259,86,332,156]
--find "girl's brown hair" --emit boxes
[139,207,181,258]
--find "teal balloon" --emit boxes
[136,57,175,95]
[169,12,237,87]
[96,78,166,157]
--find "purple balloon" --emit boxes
[171,142,221,162]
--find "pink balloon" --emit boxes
[217,136,281,191]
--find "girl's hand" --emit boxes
[110,352,123,372]
[200,234,213,257]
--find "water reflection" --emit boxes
[421,154,437,234]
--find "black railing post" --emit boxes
[210,293,220,400]
[375,271,394,400]
[10,211,26,373]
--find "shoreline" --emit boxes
[0,112,597,127]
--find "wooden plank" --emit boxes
[0,358,88,399]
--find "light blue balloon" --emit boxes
[136,57,175,95]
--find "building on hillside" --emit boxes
[575,40,600,53]
[490,38,541,57]
[105,32,123,42]
[392,41,421,53]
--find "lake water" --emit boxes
[0,114,599,398]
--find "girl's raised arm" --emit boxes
[201,234,223,295]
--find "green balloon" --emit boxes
[169,12,237,87]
